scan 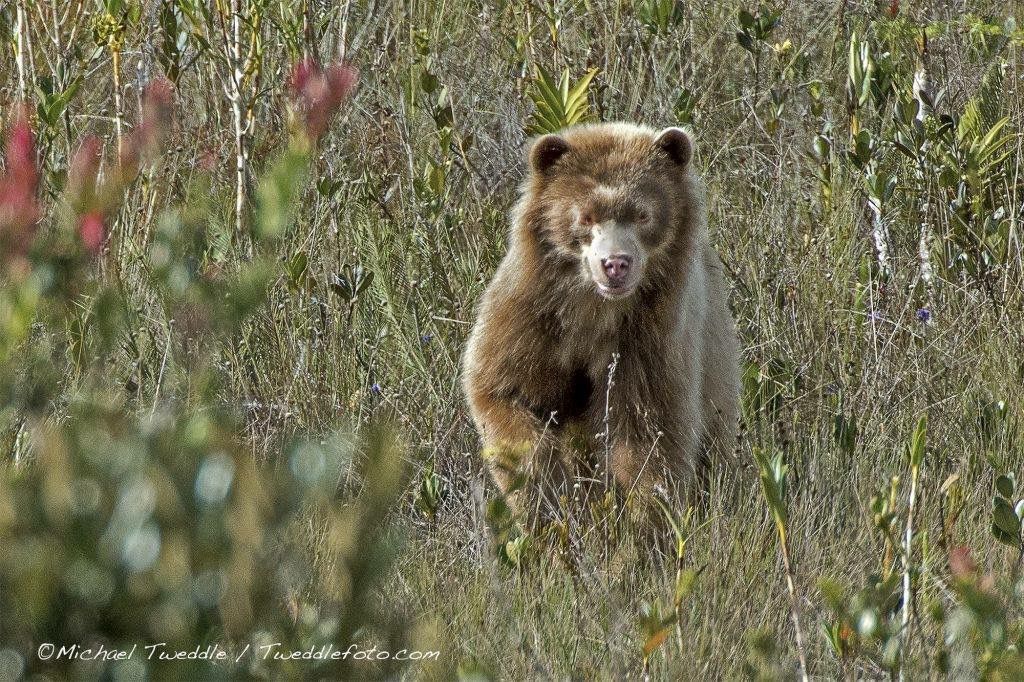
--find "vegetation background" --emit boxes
[2,0,1024,679]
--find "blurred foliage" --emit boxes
[0,404,415,679]
[0,69,434,680]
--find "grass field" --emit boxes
[3,1,1024,679]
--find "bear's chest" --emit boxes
[551,305,624,368]
[530,339,619,428]
[524,366,594,426]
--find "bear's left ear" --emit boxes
[530,134,572,174]
[654,127,693,167]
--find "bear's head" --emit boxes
[520,123,698,301]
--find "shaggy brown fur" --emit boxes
[462,122,740,516]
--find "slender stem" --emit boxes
[302,0,312,58]
[112,45,123,154]
[868,182,890,280]
[229,0,246,240]
[110,39,124,266]
[777,521,810,682]
[899,464,920,680]
[338,0,352,60]
[602,351,619,491]
[15,2,28,100]
[601,351,619,567]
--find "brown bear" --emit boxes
[462,122,740,516]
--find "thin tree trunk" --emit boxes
[338,0,352,60]
[899,465,920,681]
[869,197,891,279]
[230,0,246,240]
[778,523,810,682]
[917,212,933,288]
[15,2,28,100]
[112,45,124,153]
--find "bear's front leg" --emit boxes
[463,295,576,518]
[468,383,580,518]
[609,426,700,504]
[601,356,700,503]
[467,390,546,497]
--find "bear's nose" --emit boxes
[602,255,632,283]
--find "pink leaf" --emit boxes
[0,109,41,263]
[78,211,106,255]
[289,60,359,141]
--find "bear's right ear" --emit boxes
[654,127,693,167]
[529,134,571,174]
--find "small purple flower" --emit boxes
[370,382,382,395]
[916,308,931,323]
[420,333,433,344]
[867,310,883,323]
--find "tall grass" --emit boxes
[2,0,1024,679]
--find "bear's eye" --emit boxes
[636,209,650,223]
[570,221,591,244]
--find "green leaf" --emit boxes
[812,135,831,159]
[503,535,530,566]
[992,496,1020,539]
[958,100,982,139]
[643,626,671,657]
[674,568,696,606]
[892,137,918,160]
[354,268,374,296]
[753,447,788,524]
[993,523,1021,548]
[975,117,1010,161]
[526,67,598,135]
[419,69,439,95]
[908,415,927,469]
[284,251,308,291]
[736,31,756,54]
[565,68,598,120]
[996,473,1015,499]
[255,146,311,240]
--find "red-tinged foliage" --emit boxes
[949,546,978,580]
[289,59,359,142]
[68,136,102,206]
[948,546,996,591]
[0,109,41,268]
[67,138,107,254]
[67,78,176,257]
[199,148,218,172]
[78,211,106,255]
[119,77,175,176]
